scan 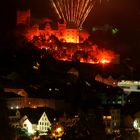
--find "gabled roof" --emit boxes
[19,108,54,124]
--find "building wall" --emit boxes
[16,10,89,44]
[17,9,30,26]
[22,119,33,133]
[27,23,79,43]
[37,112,51,132]
[6,97,57,109]
[110,109,120,128]
[118,80,140,94]
[103,108,121,134]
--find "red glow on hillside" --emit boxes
[100,59,110,64]
[96,50,114,64]
[39,43,116,64]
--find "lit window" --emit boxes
[107,116,112,120]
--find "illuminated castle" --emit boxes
[17,9,120,64]
[17,9,89,43]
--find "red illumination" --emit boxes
[39,43,116,64]
[100,59,110,64]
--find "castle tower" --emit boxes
[17,9,30,26]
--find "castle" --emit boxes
[17,9,89,44]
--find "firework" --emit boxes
[51,0,97,27]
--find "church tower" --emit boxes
[17,9,30,26]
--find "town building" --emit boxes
[4,88,66,110]
[117,80,140,95]
[8,109,51,135]
[103,107,121,134]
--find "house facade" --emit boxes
[103,108,121,134]
[37,112,51,132]
[9,110,51,135]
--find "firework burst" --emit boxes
[51,0,97,27]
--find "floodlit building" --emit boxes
[118,80,140,95]
[17,9,89,44]
[37,112,51,133]
[9,109,52,135]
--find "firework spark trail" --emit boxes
[80,1,95,27]
[58,0,67,22]
[77,0,85,26]
[78,0,90,26]
[73,0,78,24]
[66,0,70,21]
[75,0,80,25]
[71,0,73,21]
[63,0,68,21]
[51,0,103,27]
[52,0,61,19]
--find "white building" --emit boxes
[20,115,33,134]
[37,112,51,133]
[8,109,51,135]
[118,80,140,95]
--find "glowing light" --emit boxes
[92,27,97,32]
[100,59,110,64]
[56,127,62,133]
[112,28,119,35]
[107,116,112,120]
[16,106,19,109]
[103,116,112,120]
[39,42,116,64]
[33,62,40,70]
[51,126,64,138]
[133,119,140,131]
